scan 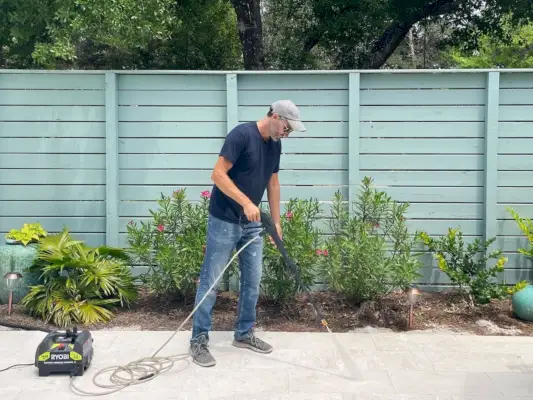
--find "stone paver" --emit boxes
[1,329,533,399]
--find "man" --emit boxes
[189,100,306,367]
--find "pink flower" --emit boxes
[316,249,323,255]
[201,190,211,199]
[285,211,293,219]
[157,224,164,232]
[173,189,183,196]
[323,249,329,256]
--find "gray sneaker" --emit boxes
[233,331,273,354]
[189,339,216,367]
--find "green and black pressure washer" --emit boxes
[35,327,94,377]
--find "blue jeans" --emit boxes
[191,213,263,343]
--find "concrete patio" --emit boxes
[1,328,533,399]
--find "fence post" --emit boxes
[225,73,239,292]
[105,72,119,247]
[484,71,500,250]
[348,72,361,214]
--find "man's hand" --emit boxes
[243,202,261,222]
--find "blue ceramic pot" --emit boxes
[512,284,533,322]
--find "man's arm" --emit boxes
[267,172,282,233]
[211,156,253,208]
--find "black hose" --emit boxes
[259,209,329,327]
[0,321,52,332]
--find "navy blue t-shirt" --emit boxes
[209,122,281,224]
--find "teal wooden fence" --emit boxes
[1,69,532,289]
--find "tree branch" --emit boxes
[357,0,468,69]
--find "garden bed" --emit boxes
[1,288,532,336]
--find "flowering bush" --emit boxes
[260,198,323,304]
[318,177,422,304]
[126,189,210,299]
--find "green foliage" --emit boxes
[126,189,210,299]
[418,229,510,306]
[507,207,533,260]
[261,198,322,304]
[5,223,48,245]
[444,21,533,68]
[319,177,422,304]
[21,229,138,327]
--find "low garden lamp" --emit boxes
[406,287,421,329]
[4,272,23,316]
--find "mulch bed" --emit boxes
[1,288,532,336]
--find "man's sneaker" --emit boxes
[189,340,216,367]
[233,332,273,354]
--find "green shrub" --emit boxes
[417,228,510,306]
[507,207,533,260]
[319,177,422,304]
[126,188,211,299]
[260,198,322,304]
[21,229,138,327]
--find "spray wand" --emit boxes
[258,209,331,331]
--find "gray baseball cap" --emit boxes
[270,100,306,132]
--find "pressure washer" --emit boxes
[0,209,360,395]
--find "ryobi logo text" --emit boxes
[51,354,70,361]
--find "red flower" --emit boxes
[157,224,164,232]
[201,190,211,199]
[285,211,293,219]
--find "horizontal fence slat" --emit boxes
[498,138,533,154]
[0,73,105,89]
[237,74,348,90]
[0,90,105,106]
[118,106,227,122]
[499,89,533,105]
[118,74,227,90]
[360,122,485,138]
[1,201,105,217]
[498,122,533,138]
[360,73,487,89]
[0,138,105,154]
[0,170,105,184]
[118,121,345,138]
[119,154,347,170]
[0,185,105,201]
[119,90,227,106]
[118,122,228,138]
[360,106,485,122]
[119,138,347,154]
[239,90,349,106]
[360,89,486,105]
[0,106,105,122]
[0,154,105,169]
[0,217,105,233]
[119,170,348,185]
[360,155,483,170]
[360,138,484,154]
[0,122,105,137]
[499,106,533,121]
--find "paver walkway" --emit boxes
[1,328,533,399]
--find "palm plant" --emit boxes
[21,228,138,327]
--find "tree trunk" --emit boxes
[231,0,264,70]
[357,0,467,69]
